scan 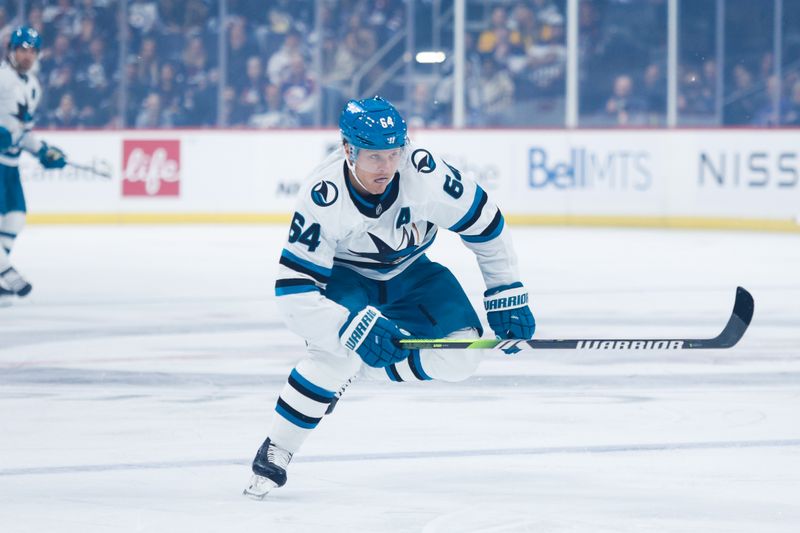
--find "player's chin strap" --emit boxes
[345,145,375,193]
[7,50,37,72]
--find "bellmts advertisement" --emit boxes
[528,145,653,191]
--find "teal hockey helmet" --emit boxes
[9,26,42,51]
[339,96,407,151]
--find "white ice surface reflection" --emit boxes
[1,225,799,533]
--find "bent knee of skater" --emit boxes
[296,348,362,389]
[428,350,482,382]
[424,328,482,382]
[1,211,25,233]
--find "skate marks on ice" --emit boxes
[1,436,798,478]
[0,227,797,532]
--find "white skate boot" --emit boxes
[0,267,32,297]
[243,438,293,500]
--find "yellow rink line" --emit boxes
[25,213,800,233]
[27,213,292,225]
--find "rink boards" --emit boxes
[19,128,800,232]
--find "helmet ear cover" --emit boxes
[344,141,358,167]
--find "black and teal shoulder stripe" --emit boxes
[448,186,488,234]
[461,210,504,243]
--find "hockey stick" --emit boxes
[67,161,112,178]
[398,286,754,351]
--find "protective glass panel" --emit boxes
[782,1,800,126]
[578,0,667,127]
[226,0,319,127]
[125,0,220,128]
[23,0,121,128]
[720,0,775,126]
[678,0,719,125]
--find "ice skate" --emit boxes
[243,438,292,500]
[0,267,32,297]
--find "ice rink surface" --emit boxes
[1,224,799,533]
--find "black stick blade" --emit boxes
[691,286,754,349]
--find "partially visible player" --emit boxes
[244,96,535,499]
[0,26,68,299]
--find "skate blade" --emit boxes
[242,476,278,500]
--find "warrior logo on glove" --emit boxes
[484,282,536,351]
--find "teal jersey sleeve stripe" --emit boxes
[280,248,333,278]
[448,187,487,233]
[275,284,320,296]
[461,214,505,243]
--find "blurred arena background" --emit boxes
[1,0,798,231]
[0,0,800,231]
[2,3,799,531]
[2,0,799,129]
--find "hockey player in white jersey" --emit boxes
[0,26,68,300]
[244,96,535,499]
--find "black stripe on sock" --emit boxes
[407,355,427,381]
[288,374,334,404]
[387,364,404,382]
[276,397,323,425]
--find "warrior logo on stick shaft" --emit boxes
[576,340,684,349]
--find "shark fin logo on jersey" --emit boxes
[13,101,32,123]
[311,180,339,207]
[411,149,436,173]
[349,226,421,264]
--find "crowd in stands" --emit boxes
[1,0,798,129]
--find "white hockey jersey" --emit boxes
[275,145,522,356]
[0,60,43,167]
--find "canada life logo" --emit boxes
[122,140,180,197]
